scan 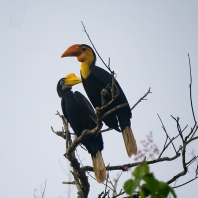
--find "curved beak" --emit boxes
[64,73,82,86]
[61,44,82,58]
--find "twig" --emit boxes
[111,71,115,98]
[186,156,198,167]
[173,177,198,189]
[187,53,197,124]
[53,112,90,197]
[112,190,125,198]
[42,180,47,198]
[76,149,114,192]
[34,189,37,198]
[157,114,177,158]
[82,153,180,172]
[81,21,112,73]
[166,115,188,185]
[51,126,65,139]
[112,172,123,197]
[171,115,184,142]
[196,163,198,177]
[131,87,151,110]
[56,111,68,131]
[105,164,110,193]
[62,181,76,185]
[98,87,119,112]
[99,128,113,133]
[99,103,128,120]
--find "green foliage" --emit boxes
[123,162,177,198]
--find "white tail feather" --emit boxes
[92,151,106,183]
[122,126,137,157]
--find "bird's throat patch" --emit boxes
[80,62,91,79]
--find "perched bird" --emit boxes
[61,44,137,157]
[57,73,106,183]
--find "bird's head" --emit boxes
[61,44,96,65]
[57,73,82,97]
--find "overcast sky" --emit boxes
[0,1,198,198]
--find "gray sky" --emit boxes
[0,1,198,197]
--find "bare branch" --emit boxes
[82,153,180,172]
[34,189,37,198]
[112,190,125,198]
[173,177,198,189]
[81,21,112,73]
[196,163,198,177]
[104,164,110,194]
[51,126,65,139]
[186,156,198,167]
[187,53,197,124]
[52,29,198,197]
[131,87,151,110]
[99,127,113,133]
[42,180,47,198]
[100,103,128,120]
[111,172,123,197]
[157,114,177,157]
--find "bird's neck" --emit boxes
[80,62,91,79]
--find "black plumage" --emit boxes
[57,75,106,182]
[61,45,137,157]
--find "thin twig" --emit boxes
[76,149,114,192]
[196,163,198,177]
[166,116,188,185]
[112,191,125,198]
[51,126,65,139]
[188,53,197,124]
[42,180,47,198]
[186,156,198,167]
[171,115,184,142]
[81,21,112,73]
[99,128,113,133]
[105,164,110,194]
[62,181,76,185]
[131,87,151,110]
[157,114,177,157]
[112,172,123,197]
[34,189,37,198]
[173,177,198,189]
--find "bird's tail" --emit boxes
[92,151,106,183]
[122,126,137,157]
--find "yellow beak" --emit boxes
[64,73,82,86]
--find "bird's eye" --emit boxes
[81,47,86,51]
[60,79,65,86]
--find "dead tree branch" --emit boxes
[52,25,198,197]
[82,153,180,172]
[81,21,112,73]
[131,87,151,110]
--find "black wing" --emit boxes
[74,91,96,129]
[61,98,69,122]
[74,91,104,155]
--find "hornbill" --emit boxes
[57,73,106,183]
[61,44,137,157]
